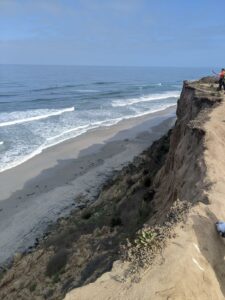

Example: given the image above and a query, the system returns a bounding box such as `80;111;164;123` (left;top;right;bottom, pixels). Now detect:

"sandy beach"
0;106;176;265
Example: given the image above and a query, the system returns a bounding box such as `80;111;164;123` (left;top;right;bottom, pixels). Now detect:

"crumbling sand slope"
64;80;225;300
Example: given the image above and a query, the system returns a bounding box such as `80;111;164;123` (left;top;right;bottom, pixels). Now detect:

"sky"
0;0;224;67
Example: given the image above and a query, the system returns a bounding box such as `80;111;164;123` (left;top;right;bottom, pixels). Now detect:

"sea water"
0;65;210;172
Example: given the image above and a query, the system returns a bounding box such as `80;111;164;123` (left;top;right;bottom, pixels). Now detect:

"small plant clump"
46;249;68;277
143;176;151;187
81;209;92;220
110;216;122;228
136;229;157;247
29;282;37;292
143;189;155;202
121;225;167;270
142;169;149;176
121;200;191;272
126;176;135;187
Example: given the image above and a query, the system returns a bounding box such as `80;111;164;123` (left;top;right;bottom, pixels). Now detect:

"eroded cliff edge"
1;78;225;300
64;78;225;300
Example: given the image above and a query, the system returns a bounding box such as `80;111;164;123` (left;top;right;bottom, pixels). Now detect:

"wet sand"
0;106;176;265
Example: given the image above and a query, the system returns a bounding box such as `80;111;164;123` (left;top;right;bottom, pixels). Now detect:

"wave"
46;124;90;142
0;145;44;173
0;107;75;128
46;119;118;146
31;85;79;92
172;84;182;88
47;104;176;146
138;83;162;87
0;103;176;173
76;90;99;93
0;141;4;146
112;91;180;107
94;81;117;85
0;94;17;97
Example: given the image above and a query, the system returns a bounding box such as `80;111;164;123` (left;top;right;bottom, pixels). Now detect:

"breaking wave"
112;91;180;107
0;107;75;127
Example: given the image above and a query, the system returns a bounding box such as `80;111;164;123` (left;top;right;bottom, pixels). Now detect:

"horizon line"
0;63;217;69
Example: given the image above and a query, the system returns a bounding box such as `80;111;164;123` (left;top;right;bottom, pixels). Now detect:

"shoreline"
0;105;177;175
0;105;176;201
0;105;176;265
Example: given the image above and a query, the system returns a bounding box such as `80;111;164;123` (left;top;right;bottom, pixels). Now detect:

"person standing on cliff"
213;68;225;91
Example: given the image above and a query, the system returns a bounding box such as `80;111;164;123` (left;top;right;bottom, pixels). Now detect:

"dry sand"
0;106;176;265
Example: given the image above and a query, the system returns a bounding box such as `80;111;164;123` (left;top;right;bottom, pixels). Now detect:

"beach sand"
0;106;176;265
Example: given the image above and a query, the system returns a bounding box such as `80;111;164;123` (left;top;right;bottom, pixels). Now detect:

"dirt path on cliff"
64;81;225;300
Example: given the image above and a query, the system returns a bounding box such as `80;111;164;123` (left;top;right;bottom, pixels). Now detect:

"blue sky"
0;0;224;67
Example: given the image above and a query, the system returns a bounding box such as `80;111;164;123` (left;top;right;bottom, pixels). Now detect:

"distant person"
213;68;225;91
215;221;225;237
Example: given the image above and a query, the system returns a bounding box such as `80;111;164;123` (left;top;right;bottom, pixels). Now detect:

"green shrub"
29;282;37;292
126;176;134;187
135;229;157;247
81;209;92;220
110;216;122;227
142;169;149;175
143;189;155;202
46;249;68;277
143;176;151;187
138;201;150;222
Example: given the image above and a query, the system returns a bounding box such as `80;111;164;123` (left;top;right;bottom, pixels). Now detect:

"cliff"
64;79;225;300
1;78;225;300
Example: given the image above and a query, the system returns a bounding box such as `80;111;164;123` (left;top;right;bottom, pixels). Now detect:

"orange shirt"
219;71;225;78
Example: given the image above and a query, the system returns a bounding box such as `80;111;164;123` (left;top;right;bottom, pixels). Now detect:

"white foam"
0;107;75;128
0;104;176;173
46;120;120;147
0;141;4;146
47;104;175;147
46;124;90;142
0;145;44;173
138;83;162;87
172;84;182;88
112;91;180;107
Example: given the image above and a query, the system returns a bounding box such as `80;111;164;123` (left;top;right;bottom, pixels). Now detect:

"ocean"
0;65;210;173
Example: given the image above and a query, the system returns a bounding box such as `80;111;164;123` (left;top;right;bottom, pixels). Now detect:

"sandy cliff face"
150;80;221;223
65;79;225;300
